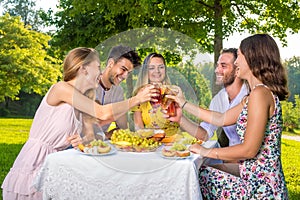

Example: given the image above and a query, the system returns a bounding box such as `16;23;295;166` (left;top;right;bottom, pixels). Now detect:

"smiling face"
148;57;166;84
215;52;236;87
85;60;101;88
105;57;134;86
234;48;251;80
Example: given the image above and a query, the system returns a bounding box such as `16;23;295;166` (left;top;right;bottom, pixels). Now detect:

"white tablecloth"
34;140;217;200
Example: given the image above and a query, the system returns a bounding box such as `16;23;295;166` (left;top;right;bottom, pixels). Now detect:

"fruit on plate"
136;129;154;138
110;129;162;152
80;139;111;154
78;144;85;152
196;140;204;145
113;141;132;146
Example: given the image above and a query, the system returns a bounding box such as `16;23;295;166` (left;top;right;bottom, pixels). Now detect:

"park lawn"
0;118;299;199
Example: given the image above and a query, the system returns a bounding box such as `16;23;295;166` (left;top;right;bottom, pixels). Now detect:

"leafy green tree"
1;0;46;31
281;100;296;132
46;0;300;95
198;62;215;90
285;56;300;102
0;14;61;104
281;95;300;132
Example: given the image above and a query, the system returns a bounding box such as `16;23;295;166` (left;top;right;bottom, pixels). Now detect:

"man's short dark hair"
221;48;238;61
107;45;141;68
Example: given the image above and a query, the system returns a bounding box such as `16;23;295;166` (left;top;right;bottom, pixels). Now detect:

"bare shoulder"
251;85;272;97
248;85;273;106
50;81;74;95
51;81;69;91
47;81;70;106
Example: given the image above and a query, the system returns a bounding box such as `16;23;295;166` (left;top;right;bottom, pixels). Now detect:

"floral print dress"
199;90;288;199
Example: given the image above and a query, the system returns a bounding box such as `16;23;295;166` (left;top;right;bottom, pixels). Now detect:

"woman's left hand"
189;143;211;157
67;134;82;148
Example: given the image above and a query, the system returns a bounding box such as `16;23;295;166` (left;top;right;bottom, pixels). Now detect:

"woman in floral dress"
167;34;288;199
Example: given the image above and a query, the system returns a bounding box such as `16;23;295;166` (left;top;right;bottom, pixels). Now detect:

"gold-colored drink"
161;85;179;117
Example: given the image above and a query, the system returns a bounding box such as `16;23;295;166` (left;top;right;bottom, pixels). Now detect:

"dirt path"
282;134;300;142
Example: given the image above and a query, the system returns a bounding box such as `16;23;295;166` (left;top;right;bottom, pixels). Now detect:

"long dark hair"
240;34;289;100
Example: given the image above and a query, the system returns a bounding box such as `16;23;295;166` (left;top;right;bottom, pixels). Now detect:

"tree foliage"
0;14;61;103
282;95;300;132
1;0;46;31
46;0;300;95
285;56;300;102
49;15;212;106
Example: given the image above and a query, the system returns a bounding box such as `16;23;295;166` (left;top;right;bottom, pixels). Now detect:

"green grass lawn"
0;118;299;199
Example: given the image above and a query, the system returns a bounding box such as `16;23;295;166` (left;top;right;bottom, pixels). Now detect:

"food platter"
77;140;117;156
108;129;205;154
157;152;193;160
77;146;117;156
156;143;193;160
111;140;161;153
110;129;163;153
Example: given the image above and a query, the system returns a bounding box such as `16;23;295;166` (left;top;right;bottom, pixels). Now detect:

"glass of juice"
151;83;162;107
161;85;179;116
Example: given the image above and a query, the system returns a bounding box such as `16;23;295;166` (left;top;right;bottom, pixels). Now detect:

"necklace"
99;78;110;91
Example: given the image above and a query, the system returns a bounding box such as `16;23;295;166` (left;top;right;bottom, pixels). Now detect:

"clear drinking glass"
161;85;179;117
150;83;163;107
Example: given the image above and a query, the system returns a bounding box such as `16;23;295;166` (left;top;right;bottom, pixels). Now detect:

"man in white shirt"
180;48;249;147
96;45;141;133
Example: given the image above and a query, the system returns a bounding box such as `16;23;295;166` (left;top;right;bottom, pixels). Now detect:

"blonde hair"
133;53;171;95
63;47;100;81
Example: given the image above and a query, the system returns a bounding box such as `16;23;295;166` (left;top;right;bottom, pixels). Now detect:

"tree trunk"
5;96;9;109
126;73;133;99
213;0;229;146
212;0;223;96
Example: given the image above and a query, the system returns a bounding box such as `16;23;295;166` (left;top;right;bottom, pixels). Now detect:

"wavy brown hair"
240;34;289;100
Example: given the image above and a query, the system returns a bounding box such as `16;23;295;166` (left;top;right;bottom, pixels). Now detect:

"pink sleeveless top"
2;86;82;196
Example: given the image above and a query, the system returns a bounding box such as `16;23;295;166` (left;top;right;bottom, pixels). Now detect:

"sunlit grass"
0;118;31;144
0;118;299;199
281;139;300;199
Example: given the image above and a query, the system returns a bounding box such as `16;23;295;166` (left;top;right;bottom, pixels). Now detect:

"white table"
34;140;217;200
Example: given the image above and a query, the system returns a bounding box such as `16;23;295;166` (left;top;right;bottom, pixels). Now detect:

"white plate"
114;145;160;153
156;146;193;160
158;153;193;160
77;145;117;156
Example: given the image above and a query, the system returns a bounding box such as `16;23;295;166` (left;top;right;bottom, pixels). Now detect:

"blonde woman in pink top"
1;47;155;200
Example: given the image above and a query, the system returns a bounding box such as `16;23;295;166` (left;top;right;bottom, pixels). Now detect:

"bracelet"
215;149;219;159
181;101;187;109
